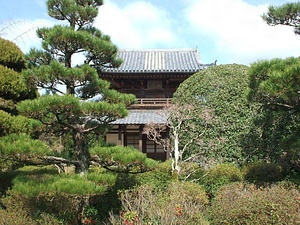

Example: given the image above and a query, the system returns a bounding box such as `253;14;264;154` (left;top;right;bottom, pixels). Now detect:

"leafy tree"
173;64;257;165
13;0;136;175
247;57;300;170
245;2;300;171
262;2;300;35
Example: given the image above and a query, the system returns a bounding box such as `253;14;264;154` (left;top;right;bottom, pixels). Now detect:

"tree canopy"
262;2;300;35
247;57;300;170
243;1;300;170
173;64;257;165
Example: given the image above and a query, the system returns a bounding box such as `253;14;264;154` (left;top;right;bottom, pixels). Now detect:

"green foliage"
0;165;122;224
247;57;300;170
174;64;256;164
0;38;37;114
198;163;243;197
9;166;115;196
17;94;130;165
110;181;209;225
248;57;300;109
0;110;41;137
262;2;300;35
243;162;284;184
0;133;50;156
0;65;26;99
0;65;30;113
47;0;103;29
208;182;300;225
0;134;51;169
0;37;25;71
87;167;117;187
90;145;158;173
134;161;174;190
18;94;82;122
1;165;117;224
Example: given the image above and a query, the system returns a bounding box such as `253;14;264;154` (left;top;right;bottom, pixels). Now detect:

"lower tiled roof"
112;109;168;125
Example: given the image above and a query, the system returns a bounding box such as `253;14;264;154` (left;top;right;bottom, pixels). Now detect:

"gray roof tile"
112;109;168;125
103;49;213;73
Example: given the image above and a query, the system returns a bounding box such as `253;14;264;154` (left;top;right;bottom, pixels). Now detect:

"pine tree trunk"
73;130;90;175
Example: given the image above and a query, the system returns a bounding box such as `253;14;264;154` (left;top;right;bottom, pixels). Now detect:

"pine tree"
17;0;136;174
262;2;300;35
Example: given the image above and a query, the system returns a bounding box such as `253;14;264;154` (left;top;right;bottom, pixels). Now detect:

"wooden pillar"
118;125;122;141
139;125;144;152
166;79;170;98
123;125;127;146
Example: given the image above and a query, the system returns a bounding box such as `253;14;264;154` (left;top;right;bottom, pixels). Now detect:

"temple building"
100;48;215;160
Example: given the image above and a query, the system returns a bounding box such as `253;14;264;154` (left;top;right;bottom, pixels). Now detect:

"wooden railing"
129;98;172;108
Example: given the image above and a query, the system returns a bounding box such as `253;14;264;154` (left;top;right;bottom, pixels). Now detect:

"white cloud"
184;0;300;64
2;0;299;65
95;0;185;49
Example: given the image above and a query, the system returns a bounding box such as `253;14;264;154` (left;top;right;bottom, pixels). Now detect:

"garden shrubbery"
109;181;209;225
243;161;285;184
208;182;300;225
1;166;118;224
1;162;299;224
198;163;243;197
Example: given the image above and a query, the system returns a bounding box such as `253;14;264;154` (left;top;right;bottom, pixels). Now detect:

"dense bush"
198;163;243;197
0;37;25;71
134;160;174;190
208;182;300;225
110;181;209;225
0;207;61;225
2;166;118;224
243;161;285;184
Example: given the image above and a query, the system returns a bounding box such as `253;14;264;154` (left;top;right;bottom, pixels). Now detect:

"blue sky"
1;0;299;65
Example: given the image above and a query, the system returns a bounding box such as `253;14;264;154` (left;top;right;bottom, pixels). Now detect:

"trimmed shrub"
134;160;174;190
0;37;25;71
243;162;284;184
173;64;257;163
198;163;243;197
0;207;40;225
110;181;209;225
208;182;300;225
4;166;117;224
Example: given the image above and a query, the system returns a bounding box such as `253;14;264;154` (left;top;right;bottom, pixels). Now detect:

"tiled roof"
103;49;213;73
112;110;168;125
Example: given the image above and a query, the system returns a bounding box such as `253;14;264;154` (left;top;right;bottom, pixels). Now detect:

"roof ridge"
101;48;215;73
118;48;198;52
